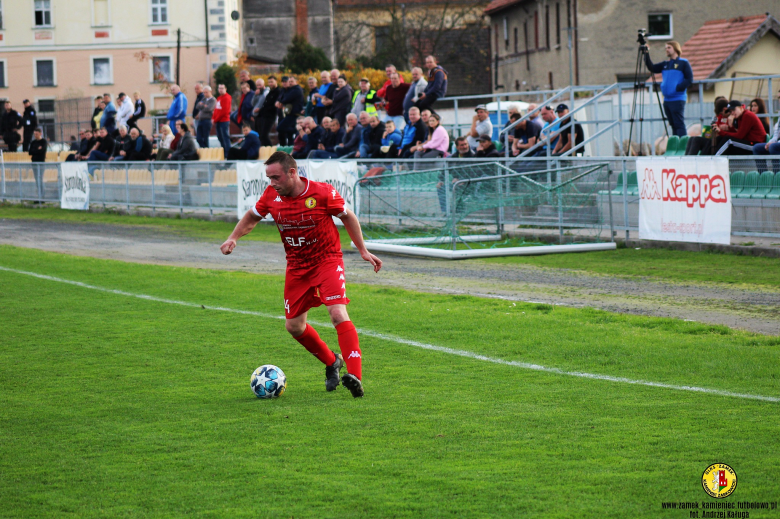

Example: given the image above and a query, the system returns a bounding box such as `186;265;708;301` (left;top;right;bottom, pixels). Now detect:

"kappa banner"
236;160;359;219
637;157;731;244
60;163;90;210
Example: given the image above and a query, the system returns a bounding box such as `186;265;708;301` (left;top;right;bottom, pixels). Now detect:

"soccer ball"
250;365;287;399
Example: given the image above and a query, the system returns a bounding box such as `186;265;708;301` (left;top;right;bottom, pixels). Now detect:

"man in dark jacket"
28;127;47;201
228;124;261;160
398;107;427;158
123;128;153;161
257;76;280;147
416;56;448;114
276;76;304;145
231;82;255;129
22;100;38;152
67;129;96;161
87;128;115;162
310;118;346;159
110;125;132;160
2;101;22;151
475;135;500;158
366;116;386;158
169;124;200;161
292;117;325;159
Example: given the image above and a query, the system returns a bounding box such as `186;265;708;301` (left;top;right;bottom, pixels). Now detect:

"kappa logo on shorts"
336;265;344;272
341;283;346;289
348;351;361;359
338;274;345;280
331;189;338;199
274;196;282;202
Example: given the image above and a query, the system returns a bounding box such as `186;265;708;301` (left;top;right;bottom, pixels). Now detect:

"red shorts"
284;259;350;319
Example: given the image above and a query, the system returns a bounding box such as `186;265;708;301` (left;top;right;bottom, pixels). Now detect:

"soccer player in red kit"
220;151;382;397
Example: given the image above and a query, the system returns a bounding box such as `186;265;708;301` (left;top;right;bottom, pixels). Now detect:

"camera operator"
643;40;692;137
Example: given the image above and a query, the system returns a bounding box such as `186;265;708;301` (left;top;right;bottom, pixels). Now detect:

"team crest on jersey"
305;197;317;209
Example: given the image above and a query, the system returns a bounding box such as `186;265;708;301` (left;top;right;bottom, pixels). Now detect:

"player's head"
264;151;299;196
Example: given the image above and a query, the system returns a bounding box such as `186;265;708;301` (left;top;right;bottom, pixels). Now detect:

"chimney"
295;0;309;40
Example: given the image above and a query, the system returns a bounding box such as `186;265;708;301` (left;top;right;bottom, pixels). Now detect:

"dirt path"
2;219;779;335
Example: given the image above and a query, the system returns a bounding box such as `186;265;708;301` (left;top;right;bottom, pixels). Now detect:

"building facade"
0;0;242;134
485;0;780;92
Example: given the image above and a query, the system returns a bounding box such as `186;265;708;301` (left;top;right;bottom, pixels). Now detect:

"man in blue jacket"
228;124;261;160
644;41;693;137
167;84;188;135
415;55;448;115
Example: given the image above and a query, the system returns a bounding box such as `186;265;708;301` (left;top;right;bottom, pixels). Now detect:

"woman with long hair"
749;98;770;134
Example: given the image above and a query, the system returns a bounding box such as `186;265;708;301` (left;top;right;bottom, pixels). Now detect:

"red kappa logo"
640;168;661;200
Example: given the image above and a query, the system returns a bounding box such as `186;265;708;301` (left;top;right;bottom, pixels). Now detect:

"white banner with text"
60;163;90;210
236;160;359;220
637;157;731;244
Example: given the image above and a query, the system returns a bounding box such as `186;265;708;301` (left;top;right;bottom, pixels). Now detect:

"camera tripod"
626;34;669;156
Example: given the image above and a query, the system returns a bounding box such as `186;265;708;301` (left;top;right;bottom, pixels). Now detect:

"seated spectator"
421;109;431;127
87;127;115;162
412;113;449;159
378;120;402;157
382;72;411;130
67;129;96;161
195;86;217;148
168;123;199;161
475;135;500;157
753;89;780;157
366;116;387;158
415;55;448;114
292;117;325;159
686;97;729;156
115;128;153;161
749;98;770;134
552;104;584;156
334;113;361;158
398;107;427;158
227;124;261;161
467;105;493;150
526;103;542;126
355;111;372;159
231;82;255;129
329;75;353;127
534;105;561;156
320;116;332;133
292;117;307;156
310;118;347;159
126;91;146;131
155;124;175;161
452;136;475;158
714;100;767;155
511;115;542;156
69;135;79;151
109;125;132;160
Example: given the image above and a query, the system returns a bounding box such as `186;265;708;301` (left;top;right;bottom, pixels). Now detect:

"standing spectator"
238;70;256;92
398;107;427;158
110;125;131;160
115;93;133;130
416;56;448;114
155;124;175;161
467;105;493;150
231;82;255;129
644;41;692;137
168;123;199;161
1;100;22;151
251;79;269;132
312;70;334;123
100;93;117;135
126;91;146;131
22;99;38;152
91;96;103;131
412;113;449;159
475;135;500;157
329;75;353;127
29;127;47;201
552;104;584;156
376;64;404;99
124;128;153;161
227;124;262;161
403;67;428;122
753;89;780;157
212;83;233;158
167;84;188;135
304;76;319;117
535;105;561;155
749;98;770;134
714;100;767;155
195;86;216;148
256;76;280;147
191;83;204;133
351;78;378;118
382;72;410;130
276;76;304;146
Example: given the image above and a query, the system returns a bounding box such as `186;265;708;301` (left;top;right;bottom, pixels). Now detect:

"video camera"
637;28;649;50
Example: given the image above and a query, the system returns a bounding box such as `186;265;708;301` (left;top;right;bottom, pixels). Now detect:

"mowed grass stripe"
0;262;778;403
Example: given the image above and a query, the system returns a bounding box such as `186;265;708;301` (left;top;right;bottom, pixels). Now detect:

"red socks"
293;324;336;366
336;321;362;380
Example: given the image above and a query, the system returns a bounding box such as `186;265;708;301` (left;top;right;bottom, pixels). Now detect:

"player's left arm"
339;210;382;273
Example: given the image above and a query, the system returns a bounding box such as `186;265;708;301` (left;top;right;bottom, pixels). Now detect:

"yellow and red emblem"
701;463;737;499
305;197;317;209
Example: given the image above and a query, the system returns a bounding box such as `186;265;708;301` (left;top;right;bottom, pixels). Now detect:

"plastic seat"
675;136;688;156
730;171;744;197
751;171;775;199
664;136;679;156
609;172;624;195
736;171;759;199
626;171;639;196
765;172;780;200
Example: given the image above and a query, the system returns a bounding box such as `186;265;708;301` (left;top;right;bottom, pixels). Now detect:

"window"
151;55;172;82
514;27;518;53
93;0;109;26
34;0;52;26
534;11;539;49
37;99;55;140
0;60;6;88
545;5;550;49
151;0;167;24
35;59;55;86
503;17;508;49
91;57;112;85
374;26;389;52
648;13;672;38
556;3;560;45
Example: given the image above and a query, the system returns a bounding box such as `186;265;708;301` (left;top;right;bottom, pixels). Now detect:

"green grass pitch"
1;245;779;518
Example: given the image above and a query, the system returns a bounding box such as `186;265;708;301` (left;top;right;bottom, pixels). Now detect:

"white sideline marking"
1;265;778;403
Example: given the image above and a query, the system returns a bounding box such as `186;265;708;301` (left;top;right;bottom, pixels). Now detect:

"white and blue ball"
250;365;287;399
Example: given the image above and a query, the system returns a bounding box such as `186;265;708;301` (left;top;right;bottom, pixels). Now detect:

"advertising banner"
236;160;359;219
60;163;90;210
637;157;731;244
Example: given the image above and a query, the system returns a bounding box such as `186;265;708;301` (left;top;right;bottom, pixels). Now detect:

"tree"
282;35;333;74
213;63;238;96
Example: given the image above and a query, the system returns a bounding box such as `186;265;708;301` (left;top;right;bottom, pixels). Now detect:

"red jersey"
253;178;346;269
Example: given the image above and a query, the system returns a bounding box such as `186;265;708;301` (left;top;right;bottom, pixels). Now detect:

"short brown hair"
265;151;297;173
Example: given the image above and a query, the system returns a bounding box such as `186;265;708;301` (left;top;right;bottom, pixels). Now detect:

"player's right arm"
220;210;262;255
